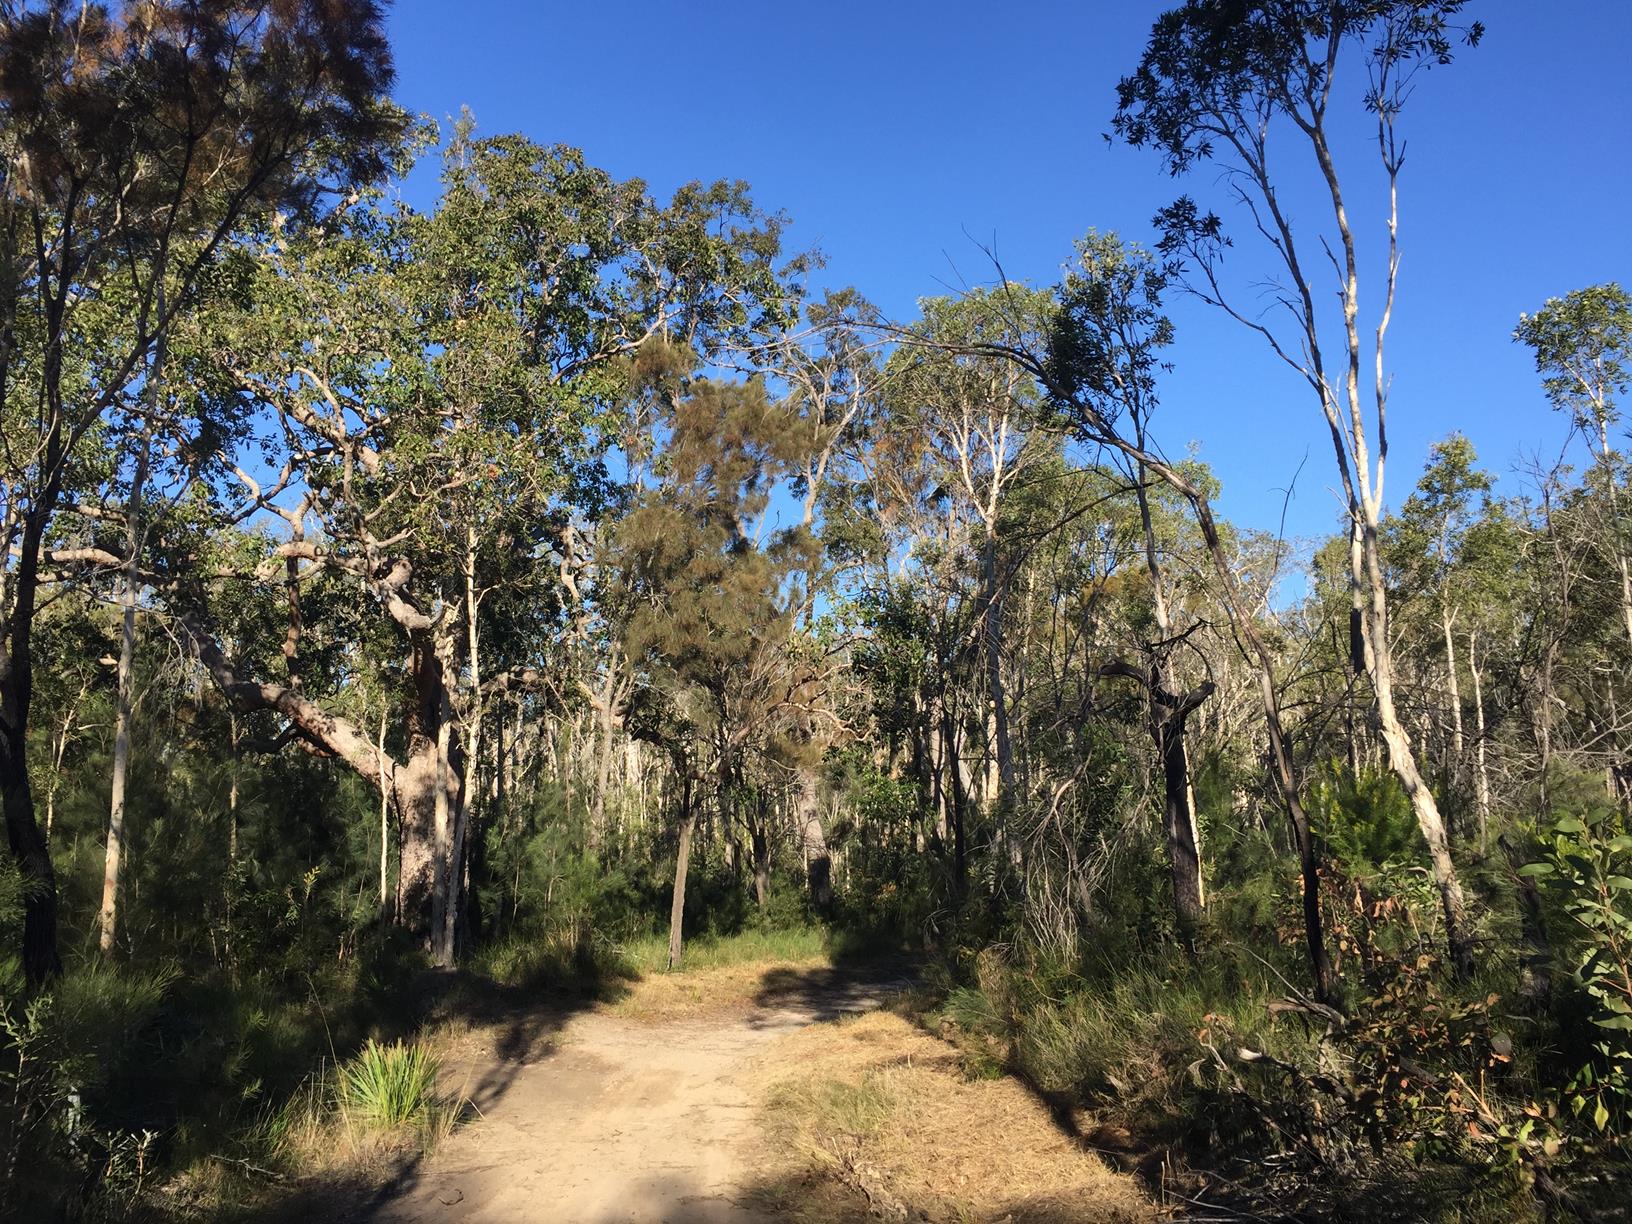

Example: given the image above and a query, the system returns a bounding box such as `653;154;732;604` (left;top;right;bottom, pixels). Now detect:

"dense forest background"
1;2;1629;1220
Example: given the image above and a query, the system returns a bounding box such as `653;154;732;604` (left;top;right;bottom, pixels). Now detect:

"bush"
337;1040;447;1135
1523;807;1632;1144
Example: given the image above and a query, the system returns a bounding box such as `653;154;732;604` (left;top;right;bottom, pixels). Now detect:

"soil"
292;961;1149;1224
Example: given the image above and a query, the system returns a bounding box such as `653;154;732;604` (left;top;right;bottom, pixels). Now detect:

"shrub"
337;1039;446;1134
1523;808;1632;1143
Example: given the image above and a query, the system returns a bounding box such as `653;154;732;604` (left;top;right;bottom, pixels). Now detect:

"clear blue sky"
385;1;1631;543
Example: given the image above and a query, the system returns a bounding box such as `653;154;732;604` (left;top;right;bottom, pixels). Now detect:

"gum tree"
1113;0;1483;976
0;0;398;982
167;132;800;962
1515;284;1632;649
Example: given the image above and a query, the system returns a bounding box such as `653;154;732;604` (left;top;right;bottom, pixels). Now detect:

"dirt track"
360;966;913;1223
298;962;1150;1224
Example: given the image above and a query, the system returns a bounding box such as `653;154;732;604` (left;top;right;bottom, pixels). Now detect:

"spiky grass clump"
337;1040;445;1134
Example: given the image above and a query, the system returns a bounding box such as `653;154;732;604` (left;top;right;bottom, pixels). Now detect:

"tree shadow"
238;960;633;1223
243;953;933;1223
748;957;918;1028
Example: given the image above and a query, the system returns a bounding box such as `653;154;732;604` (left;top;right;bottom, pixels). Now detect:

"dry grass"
607;952;830;1023
750;1009;1154;1223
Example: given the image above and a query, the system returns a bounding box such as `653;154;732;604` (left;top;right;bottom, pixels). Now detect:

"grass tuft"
336;1040;450;1137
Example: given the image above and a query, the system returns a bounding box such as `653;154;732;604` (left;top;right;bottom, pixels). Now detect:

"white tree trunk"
99;327;160;957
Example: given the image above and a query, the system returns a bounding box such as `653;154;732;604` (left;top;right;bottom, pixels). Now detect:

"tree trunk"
228;711;240;866
751;819;770;912
100;404;155;957
1362;524;1474;978
796;767;832;913
378;705;391;918
1469;632;1491;852
1187;495;1333;1002
444;525;482;963
397;740;440;939
667;771;695;971
590;663;620;852
927;715;949;848
1157;711;1205;934
1133;450;1208;936
1441;605;1465;812
941;703;969;896
430;681;456;967
2;496;64;984
981;531;1016;804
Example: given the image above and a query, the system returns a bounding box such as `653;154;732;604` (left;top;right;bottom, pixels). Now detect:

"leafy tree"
160;129;802;961
1113;0;1484;976
1516;284;1632;649
0;0;399;983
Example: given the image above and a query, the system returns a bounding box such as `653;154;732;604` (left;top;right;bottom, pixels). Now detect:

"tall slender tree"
1113;0;1484;976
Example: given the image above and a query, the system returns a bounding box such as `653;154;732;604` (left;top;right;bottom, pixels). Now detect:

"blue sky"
385;1;1631;544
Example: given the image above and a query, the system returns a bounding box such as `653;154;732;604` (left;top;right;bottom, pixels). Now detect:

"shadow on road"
749;958;918;1027
247;954;924;1223
244;963;627;1224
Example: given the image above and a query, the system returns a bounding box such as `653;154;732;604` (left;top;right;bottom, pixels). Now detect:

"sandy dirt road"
351;966;913;1224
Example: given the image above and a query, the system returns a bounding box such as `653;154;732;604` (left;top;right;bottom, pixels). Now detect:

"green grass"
466;927;634;995
337;1039;448;1135
618;926;830;974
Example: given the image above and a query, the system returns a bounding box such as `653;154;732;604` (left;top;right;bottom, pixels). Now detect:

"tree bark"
1361;523;1475;978
443;524;482;963
378;705;391;918
981;531;1016;805
796;766;833;913
1132;449;1209;935
941;703;969;896
667;770;695;971
1441;605;1465;812
1466;634;1493;852
1157;695;1208;934
100;384;157;957
2;480;65;984
430;645;457;967
589;662;621;853
751;818;770;912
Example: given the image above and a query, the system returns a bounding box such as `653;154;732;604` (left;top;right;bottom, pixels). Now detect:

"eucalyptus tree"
1048;233;1219;936
615;367;841;949
1515;284;1632;650
168;132;800;961
0;0;397;982
883;289;1056;822
1113;0;1484;976
1386;435;1492;817
767;288;889;904
908;234;1337;999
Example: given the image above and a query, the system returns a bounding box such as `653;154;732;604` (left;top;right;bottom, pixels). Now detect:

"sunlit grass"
606;927;833;1023
337;1039;444;1133
618;926;830;975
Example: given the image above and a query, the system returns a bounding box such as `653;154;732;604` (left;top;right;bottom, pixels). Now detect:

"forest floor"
270;951;1153;1223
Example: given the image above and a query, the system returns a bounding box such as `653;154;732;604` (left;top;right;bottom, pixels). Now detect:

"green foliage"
467;926;634;999
0;964;175;1220
828;762;940;949
1309;762;1426;876
1522;808;1632;1142
337;1040;445;1133
1514;283;1632;439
